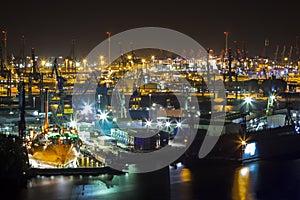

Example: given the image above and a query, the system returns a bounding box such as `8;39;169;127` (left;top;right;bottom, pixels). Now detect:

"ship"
26;89;81;168
181;96;300;167
27;126;81;168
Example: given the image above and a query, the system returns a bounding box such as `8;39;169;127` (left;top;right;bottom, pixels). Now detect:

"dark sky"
1;0;299;58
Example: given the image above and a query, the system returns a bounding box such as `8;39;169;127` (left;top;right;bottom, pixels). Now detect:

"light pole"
83;58;87;72
149;93;152;107
224;31;229;59
106;31;111;66
2;29;7;67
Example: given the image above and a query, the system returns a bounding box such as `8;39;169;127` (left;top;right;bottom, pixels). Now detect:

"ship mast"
42;88;49;133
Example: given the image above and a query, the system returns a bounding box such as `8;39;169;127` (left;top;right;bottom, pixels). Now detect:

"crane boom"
52;58;66;95
281;45;286;64
274;45;279;63
288;45;293;62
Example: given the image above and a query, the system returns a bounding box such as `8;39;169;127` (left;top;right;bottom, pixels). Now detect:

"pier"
28;166;125;177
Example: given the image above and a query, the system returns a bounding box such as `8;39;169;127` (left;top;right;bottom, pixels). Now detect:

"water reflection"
232;166;254;200
18;159;300;200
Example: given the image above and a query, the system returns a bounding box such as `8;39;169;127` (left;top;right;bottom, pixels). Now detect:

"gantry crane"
51;58;67;124
274;45;279;64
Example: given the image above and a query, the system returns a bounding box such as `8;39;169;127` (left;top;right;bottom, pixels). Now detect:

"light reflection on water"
19;159;300;200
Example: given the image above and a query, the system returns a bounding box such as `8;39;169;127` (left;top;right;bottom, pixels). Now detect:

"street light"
149;93;152;107
83;59;87;71
99;55;104;67
224;31;229;58
106;31;111;65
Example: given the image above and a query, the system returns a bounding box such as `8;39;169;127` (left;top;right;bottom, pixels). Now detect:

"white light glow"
70;120;77;128
244;142;256;156
165;121;171;127
240;167;249;176
99;111;108;120
157;121;163;127
145;120;152;127
245;96;252;104
82;103;93;115
176;122;182;128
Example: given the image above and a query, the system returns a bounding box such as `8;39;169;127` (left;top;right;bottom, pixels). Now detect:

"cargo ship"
181;108;300;166
27;126;81;168
26;90;81;168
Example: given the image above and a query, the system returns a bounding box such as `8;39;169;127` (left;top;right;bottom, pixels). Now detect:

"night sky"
1;0;299;59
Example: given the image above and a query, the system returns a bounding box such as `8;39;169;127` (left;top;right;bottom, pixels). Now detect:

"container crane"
51;58;67;124
274;45;279;64
52;58;66;95
281;45;286;65
288;45;293;63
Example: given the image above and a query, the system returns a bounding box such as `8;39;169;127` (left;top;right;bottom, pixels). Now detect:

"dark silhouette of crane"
52;58;66;95
51;58;68;124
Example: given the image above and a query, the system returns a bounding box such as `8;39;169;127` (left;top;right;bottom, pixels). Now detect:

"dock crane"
288;45;293;63
0;30;12;96
51;58;67;124
52;58;66;95
281;45;286;65
274;45;279;64
296;36;299;61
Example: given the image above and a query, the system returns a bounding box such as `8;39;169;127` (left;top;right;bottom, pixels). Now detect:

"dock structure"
28;166;125;177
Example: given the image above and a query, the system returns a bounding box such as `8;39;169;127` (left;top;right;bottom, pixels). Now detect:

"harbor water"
8;159;300;200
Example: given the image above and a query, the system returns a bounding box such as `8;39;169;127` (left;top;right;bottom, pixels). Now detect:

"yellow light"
180;168;192;182
241;140;246;145
127;55;132;60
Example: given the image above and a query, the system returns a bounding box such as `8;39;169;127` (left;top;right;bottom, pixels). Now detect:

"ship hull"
29;143;80;167
181;125;300;167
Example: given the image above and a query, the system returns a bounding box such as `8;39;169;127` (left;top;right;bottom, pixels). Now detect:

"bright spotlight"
145;120;152;127
82;103;93;114
270;95;276;100
240;167;249;176
99;111;108;120
176;122;182;128
165;121;171;127
70;120;77;128
245;96;252;104
157;121;163;127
